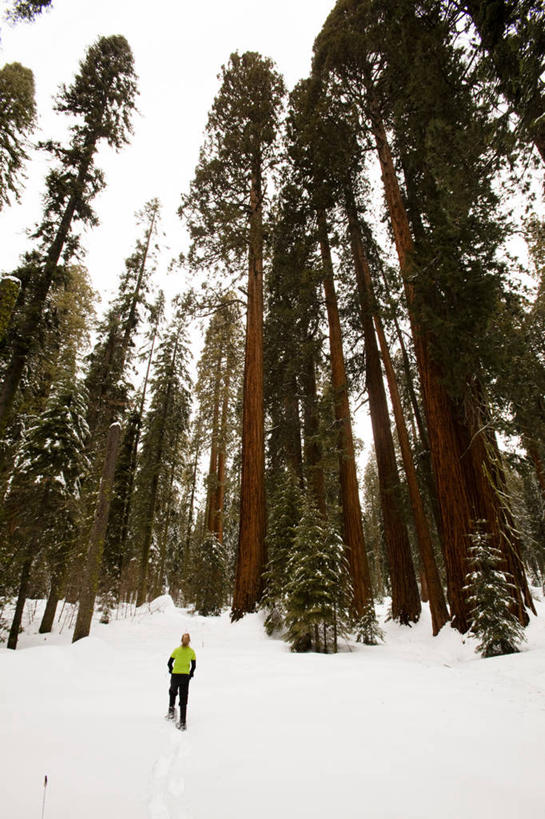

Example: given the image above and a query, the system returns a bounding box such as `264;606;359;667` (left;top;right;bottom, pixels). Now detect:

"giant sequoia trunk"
344;188;421;625
73;422;121;642
372;311;449;633
231;172;267;619
370;99;531;631
317;209;373;616
350;215;449;632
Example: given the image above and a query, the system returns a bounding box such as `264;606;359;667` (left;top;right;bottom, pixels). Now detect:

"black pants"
169;674;190;721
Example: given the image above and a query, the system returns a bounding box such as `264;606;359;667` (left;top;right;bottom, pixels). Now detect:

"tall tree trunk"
345;186;421;625
72;422;121;642
185;436;201;553
232;171;266;619
118;328;159;584
526;437;545;505
7;554;33;649
205;351;223;534
284;368;304;481
370;97;530;631
317;208;373;617
135;336;179;607
39;569;63;634
372;312;449;632
213;365;232;543
0;142;96;433
152;432;180;599
389;306;443;540
39;538;73;634
300;341;328;518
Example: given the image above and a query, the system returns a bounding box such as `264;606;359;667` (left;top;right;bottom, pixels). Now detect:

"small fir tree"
5;379;90;647
465;524;527;658
353;601;384;646
284;496;351;653
261;468;303;635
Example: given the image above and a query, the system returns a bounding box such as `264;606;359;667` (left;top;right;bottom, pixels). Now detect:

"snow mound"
144;594;176;614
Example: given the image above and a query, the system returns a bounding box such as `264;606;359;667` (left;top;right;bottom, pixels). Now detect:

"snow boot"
177;708;187;730
165;707;175;721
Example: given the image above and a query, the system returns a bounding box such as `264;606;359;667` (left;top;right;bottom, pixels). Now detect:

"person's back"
166;632;196;730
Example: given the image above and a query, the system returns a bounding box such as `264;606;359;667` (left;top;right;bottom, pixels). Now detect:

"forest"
0;0;544;659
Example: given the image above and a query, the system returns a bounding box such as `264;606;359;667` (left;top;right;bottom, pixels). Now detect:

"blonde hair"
181;633;190;647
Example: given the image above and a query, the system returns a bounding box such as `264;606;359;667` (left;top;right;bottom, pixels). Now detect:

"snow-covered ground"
2;594;545;819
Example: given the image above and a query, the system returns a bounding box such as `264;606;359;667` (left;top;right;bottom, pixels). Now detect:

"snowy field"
2;594;545;819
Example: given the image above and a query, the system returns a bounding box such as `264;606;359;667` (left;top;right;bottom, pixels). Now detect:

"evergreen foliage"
181;51;285;274
132;301;192;605
6;1;52;22
0;35;138;434
0;61;36;209
3;378;89;646
465;523;527;658
262;468;303;635
190;532;228;616
284;495;352;653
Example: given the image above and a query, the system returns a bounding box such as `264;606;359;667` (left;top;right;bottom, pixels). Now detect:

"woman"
166;632;196;730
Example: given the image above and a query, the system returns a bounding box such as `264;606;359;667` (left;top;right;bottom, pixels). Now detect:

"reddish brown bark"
318;209;373;616
373;313;449;632
370;99;531;631
232;174;266;619
345;189;421;625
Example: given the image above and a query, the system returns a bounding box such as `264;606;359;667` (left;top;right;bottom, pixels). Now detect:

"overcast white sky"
0;0;335;303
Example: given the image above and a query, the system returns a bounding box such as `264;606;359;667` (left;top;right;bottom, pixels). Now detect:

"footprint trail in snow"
148;728;192;819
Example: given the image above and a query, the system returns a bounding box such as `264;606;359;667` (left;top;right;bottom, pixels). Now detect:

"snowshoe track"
148;729;192;819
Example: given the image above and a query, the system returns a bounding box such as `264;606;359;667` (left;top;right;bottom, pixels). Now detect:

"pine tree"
85;199;160;449
133;301;191;606
0;35;137;433
465;523;527;658
190;532;228;616
5;379;90;648
6;1;52;22
284;496;352;653
181;52;285;619
262;468;303;635
0;61;36;209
